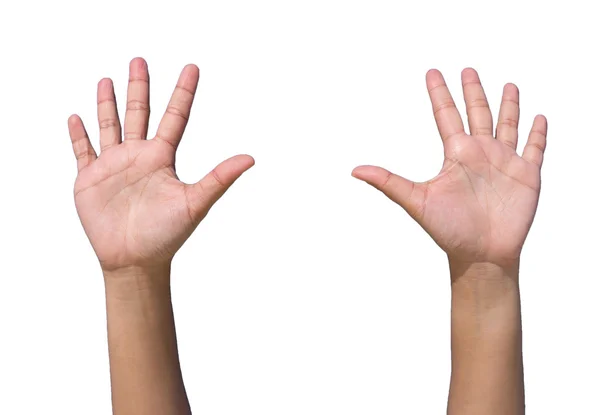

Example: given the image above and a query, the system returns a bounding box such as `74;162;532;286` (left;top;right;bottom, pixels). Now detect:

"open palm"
69;59;254;271
353;69;547;266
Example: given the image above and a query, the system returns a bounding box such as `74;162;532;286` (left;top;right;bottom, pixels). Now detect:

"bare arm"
448;261;523;415
352;68;547;414
104;266;190;415
68;58;254;414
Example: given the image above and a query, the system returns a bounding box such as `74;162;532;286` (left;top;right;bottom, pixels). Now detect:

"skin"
352;68;547;415
68;57;254;415
69;60;546;414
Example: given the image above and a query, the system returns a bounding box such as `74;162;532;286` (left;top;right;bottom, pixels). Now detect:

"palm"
68;59;254;271
415;133;540;262
353;69;547;265
75;140;192;268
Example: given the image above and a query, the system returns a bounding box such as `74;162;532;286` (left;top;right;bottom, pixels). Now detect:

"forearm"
447;260;524;415
104;265;190;415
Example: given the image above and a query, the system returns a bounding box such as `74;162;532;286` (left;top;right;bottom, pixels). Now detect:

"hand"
68;58;254;272
352;68;547;267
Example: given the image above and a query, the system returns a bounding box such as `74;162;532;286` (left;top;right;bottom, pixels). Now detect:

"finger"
186;155;255;222
461;68;493;136
522;115;547;167
496;83;520;149
155;64;199;150
68;114;97;171
124;57;150;141
97;78;121;151
351;165;423;219
426;69;465;142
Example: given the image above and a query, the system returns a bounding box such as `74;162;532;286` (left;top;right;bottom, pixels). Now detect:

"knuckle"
210;169;225;187
432;99;457;115
175;85;195;96
427;83;448;94
466;98;489;109
97;98;116;105
126;99;150;112
381;171;393;189
502;97;519;105
154;134;177;150
165;105;189;121
75;148;94;161
129;77;149;84
99;118;119;130
527;141;546;152
474;127;493;136
442;131;463;141
124;131;144;140
532;128;547;138
462;80;481;87
498;118;519;128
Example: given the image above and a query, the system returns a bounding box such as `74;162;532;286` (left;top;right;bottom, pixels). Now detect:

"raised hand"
352;68;547;267
69;58;254;272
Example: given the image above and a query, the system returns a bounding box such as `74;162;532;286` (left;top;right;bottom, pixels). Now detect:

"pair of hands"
69;58;547;274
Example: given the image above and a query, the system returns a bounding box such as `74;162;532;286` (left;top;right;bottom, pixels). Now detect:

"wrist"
448;257;519;283
103;263;172;300
449;259;520;314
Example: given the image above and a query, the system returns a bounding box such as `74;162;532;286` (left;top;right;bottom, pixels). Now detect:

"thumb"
352;165;423;218
186;154;255;221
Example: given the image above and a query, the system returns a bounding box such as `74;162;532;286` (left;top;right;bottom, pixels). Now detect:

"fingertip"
130;57;148;70
220;154;256;175
461;67;480;83
531;114;547;132
426;68;442;80
183;63;200;76
98;77;112;88
177;64;200;90
237;154;256;169
503;82;519;94
351;165;366;176
351;165;371;178
533;115;548;136
351;165;388;184
68;114;81;126
98;79;114;98
426;69;447;89
461;67;477;76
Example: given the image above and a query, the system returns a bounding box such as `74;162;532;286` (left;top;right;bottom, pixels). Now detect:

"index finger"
155;64;200;150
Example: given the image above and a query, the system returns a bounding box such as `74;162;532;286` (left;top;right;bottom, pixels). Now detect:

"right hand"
68;58;254;272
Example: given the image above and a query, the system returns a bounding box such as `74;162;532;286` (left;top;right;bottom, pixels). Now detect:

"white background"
0;0;598;413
